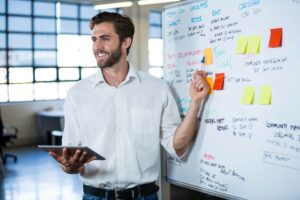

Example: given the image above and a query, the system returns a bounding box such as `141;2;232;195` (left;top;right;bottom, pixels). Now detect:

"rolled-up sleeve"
160;83;182;159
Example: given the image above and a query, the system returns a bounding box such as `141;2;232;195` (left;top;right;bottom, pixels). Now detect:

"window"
8;0;31;15
34;1;56;17
148;11;163;78
0;0;103;102
0;0;6;14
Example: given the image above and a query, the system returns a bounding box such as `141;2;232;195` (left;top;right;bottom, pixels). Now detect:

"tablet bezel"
38;145;105;160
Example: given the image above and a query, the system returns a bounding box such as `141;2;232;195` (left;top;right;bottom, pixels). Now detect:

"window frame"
148;10;163;78
0;0;102;103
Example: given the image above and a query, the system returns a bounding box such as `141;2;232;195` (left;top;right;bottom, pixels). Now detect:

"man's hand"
173;70;211;156
49;148;96;174
189;70;211;105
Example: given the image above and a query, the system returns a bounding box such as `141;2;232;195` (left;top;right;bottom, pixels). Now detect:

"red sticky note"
269;28;282;48
213;73;225;90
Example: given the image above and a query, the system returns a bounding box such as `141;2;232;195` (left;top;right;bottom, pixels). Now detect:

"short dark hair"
90;12;135;55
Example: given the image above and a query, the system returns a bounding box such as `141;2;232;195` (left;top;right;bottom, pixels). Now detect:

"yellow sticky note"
247;35;261;54
258;86;272;105
236;36;248;54
206;77;213;94
241;86;255;105
204;48;213;65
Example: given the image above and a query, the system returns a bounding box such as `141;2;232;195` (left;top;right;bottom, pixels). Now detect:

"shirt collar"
92;62;140;88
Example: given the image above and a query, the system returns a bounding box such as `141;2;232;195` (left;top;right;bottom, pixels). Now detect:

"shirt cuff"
168;134;190;160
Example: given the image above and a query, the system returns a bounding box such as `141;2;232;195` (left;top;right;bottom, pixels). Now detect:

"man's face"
91;22;123;68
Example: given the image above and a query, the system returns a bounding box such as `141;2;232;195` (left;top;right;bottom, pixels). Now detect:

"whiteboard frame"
162;0;300;199
166;178;245;200
162;0;247;199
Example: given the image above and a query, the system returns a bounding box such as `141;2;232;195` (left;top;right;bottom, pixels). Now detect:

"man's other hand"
49;148;96;174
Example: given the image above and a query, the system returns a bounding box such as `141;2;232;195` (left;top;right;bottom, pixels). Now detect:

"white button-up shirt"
62;64;181;189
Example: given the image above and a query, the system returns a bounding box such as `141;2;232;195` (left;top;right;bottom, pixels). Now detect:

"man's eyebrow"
91;34;111;38
100;35;110;38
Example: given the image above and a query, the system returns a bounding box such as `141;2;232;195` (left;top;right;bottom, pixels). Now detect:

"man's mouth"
96;53;106;58
95;51;108;60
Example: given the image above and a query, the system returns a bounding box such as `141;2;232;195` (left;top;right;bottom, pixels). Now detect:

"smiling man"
49;12;210;200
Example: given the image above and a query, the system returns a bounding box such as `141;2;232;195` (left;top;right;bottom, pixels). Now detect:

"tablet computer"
38;145;105;160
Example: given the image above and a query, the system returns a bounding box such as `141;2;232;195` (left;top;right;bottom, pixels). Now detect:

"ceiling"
55;0;131;5
55;0;182;5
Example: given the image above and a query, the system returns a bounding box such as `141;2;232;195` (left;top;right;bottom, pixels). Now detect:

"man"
50;12;210;200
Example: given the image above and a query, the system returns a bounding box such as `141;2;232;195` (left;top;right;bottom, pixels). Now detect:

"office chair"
0;108;18;165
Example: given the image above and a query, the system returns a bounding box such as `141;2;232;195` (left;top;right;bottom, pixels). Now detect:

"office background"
0;0;208;200
0;0;222;200
0;0;165;146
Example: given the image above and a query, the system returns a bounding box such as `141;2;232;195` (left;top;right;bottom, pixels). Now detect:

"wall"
126;3;166;73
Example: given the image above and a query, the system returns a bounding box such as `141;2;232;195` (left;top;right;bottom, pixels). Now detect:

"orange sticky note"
206;77;213;94
204;48;213;65
269;28;282;48
213;73;224;90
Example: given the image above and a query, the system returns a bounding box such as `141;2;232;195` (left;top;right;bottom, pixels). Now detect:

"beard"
95;43;122;69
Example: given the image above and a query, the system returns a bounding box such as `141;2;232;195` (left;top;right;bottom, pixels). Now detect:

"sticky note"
206;77;213;94
247;35;261;54
235;36;248;54
258;86;272;105
269;28;282;48
241;86;255;105
201;56;205;64
213;73;225;90
204;48;213;65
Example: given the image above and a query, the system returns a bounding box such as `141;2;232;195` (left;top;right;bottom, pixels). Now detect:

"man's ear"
122;37;132;49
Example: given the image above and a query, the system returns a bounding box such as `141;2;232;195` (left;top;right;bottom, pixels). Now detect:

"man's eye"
102;37;110;41
91;37;96;42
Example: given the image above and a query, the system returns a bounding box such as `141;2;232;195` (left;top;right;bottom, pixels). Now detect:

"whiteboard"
163;0;300;199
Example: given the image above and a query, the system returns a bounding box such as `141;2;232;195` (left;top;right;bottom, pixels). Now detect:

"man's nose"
94;39;104;48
